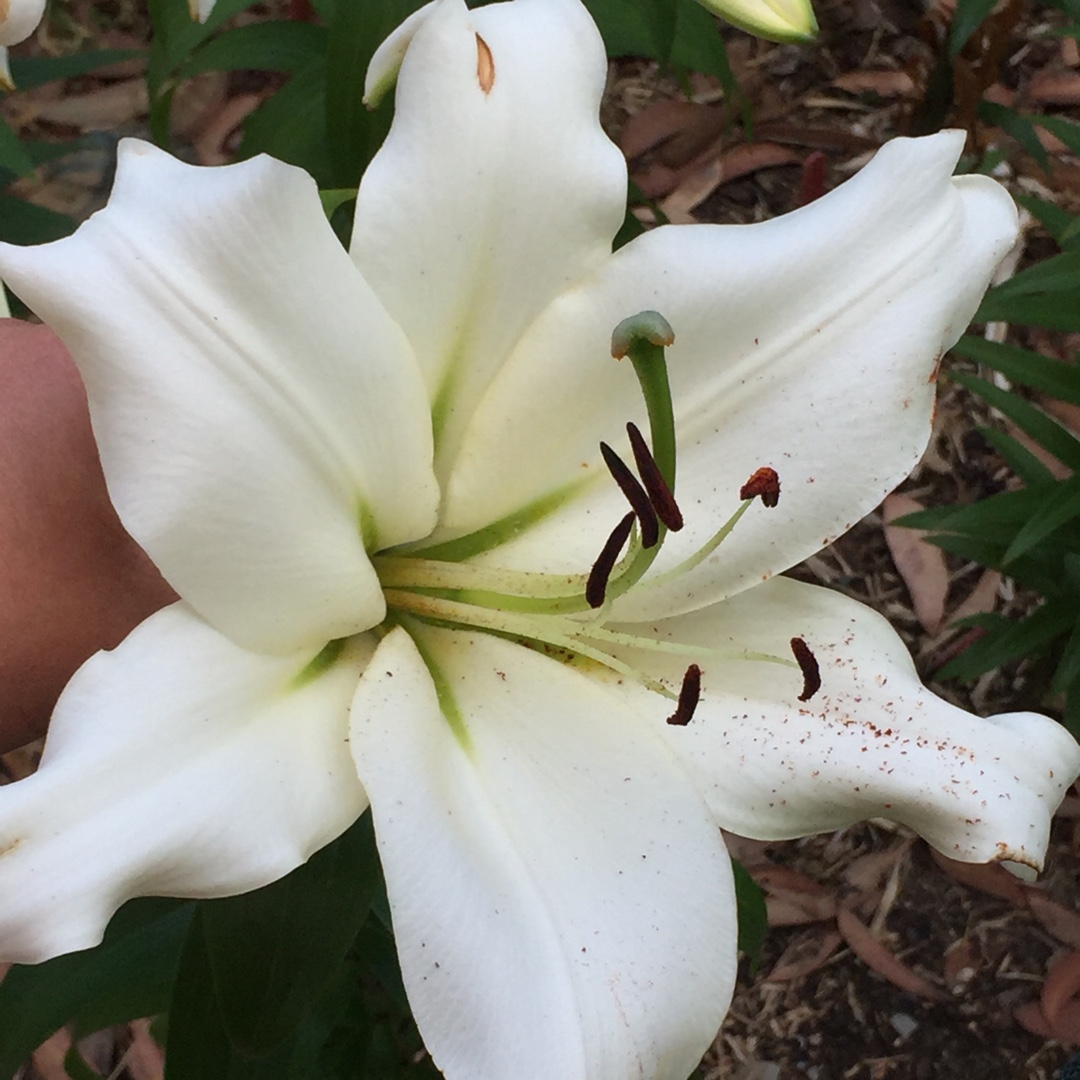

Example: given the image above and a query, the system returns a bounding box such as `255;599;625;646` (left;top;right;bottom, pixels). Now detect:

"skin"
0;320;176;753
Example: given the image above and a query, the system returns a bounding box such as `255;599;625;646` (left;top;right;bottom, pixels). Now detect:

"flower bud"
695;0;817;43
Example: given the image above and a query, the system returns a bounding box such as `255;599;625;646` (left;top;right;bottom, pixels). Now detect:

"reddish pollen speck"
928;351;944;384
740;467;780;507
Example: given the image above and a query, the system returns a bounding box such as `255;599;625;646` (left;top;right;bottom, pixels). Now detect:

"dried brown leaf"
832;70;916;98
948;570;1002;626
1028;891;1080;950
837;907;946;1001
883;493;949;634
930;848;1032;907
766;928;844;982
125;1020;166;1080
1031;70;1080;105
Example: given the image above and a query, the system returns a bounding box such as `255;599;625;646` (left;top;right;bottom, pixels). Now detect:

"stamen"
666;664;702;725
626;421;683;531
740;467;781;508
587;511;636;608
475;34;495;93
600;442;659;548
790;637;821;701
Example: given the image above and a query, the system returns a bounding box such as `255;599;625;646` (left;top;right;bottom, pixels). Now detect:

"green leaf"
179;20;328;79
976;289;1080;331
938;601;1074;680
949;0;999;57
978;101;1049;170
324;0;429;189
8;49;146;89
165;907;234;1080
669;0;748;129
240;60;332;185
949;370;1080;468
985;250;1080;301
63;1043;107;1080
900;483;1059;536
1052;612;1080;693
1065;680;1080;738
732;859;767;971
1033;114;1080;159
201;813;380;1056
320;187;358;219
0;193;74;245
1014;193;1077;247
146;0;262;143
583;0;678;60
0;114;32;177
0;899;192;1078
978;425;1056;486
1004;471;1080;563
951;335;1080;406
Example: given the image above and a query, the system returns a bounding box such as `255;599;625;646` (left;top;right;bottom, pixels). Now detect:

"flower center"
371;311;812;729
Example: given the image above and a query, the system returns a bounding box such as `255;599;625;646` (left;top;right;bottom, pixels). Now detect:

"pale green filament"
374;309;794;715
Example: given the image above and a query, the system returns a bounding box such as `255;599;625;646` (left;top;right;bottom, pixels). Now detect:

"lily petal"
352;0;626;476
0;140;439;655
0;602;369;964
0;0;45;47
349;626;735;1080
614;577;1080;871
441;132;1018;625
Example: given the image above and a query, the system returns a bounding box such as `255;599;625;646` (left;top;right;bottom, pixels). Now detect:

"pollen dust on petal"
0;838;21;858
476;34;495;93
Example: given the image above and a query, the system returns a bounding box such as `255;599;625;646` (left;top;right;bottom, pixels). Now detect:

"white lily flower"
0;0;1076;1076
0;0;46;90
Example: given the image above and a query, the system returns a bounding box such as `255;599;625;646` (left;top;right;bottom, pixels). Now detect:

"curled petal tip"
693;0;817;43
364;1;440;108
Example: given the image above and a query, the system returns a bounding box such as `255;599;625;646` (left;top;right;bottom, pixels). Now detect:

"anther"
790;638;821;701
626;422;683;531
475;34;495;93
666;664;702;725
600;441;659;548
740;467;781;508
586;511;636;608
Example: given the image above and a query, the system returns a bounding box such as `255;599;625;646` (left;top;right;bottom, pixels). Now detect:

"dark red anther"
740;467;781;508
600;441;659;548
666;664;702;726
586;511;636;608
790;638;820;702
626;422;683;531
